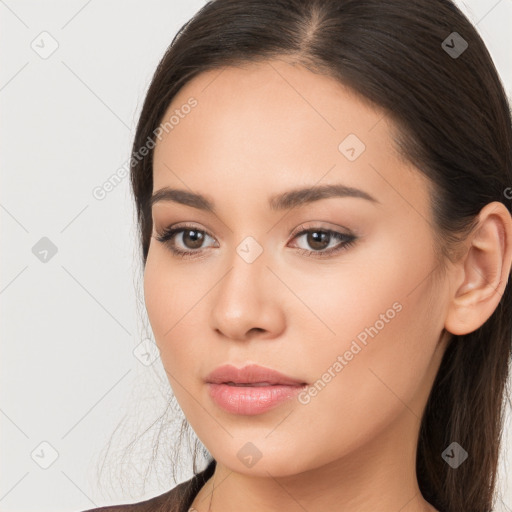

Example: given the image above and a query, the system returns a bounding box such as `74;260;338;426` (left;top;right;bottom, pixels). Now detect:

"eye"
288;225;357;258
154;224;218;259
154;223;357;259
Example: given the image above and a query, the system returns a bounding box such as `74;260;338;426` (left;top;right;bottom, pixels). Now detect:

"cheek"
293;288;441;469
290;236;443;440
144;259;209;426
143;251;201;377
294;222;441;362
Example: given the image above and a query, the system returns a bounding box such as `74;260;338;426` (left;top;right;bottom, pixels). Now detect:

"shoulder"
78;459;216;512
78;479;188;512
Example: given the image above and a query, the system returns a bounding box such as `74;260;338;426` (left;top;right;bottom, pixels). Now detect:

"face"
144;58;451;476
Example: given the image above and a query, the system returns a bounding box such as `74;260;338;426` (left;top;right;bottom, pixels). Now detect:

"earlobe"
444;202;512;336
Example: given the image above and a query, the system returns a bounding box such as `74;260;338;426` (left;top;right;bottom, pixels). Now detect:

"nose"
209;249;286;342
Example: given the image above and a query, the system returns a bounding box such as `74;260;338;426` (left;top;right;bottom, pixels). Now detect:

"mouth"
223;381;301;387
205;363;307;387
205;364;308;415
207;382;307;415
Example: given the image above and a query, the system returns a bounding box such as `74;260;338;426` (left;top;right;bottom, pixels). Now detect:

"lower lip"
207;383;306;415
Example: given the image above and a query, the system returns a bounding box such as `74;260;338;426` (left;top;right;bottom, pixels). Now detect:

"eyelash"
154;223;357;260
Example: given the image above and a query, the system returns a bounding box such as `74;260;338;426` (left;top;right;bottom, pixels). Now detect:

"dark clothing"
80;459;216;512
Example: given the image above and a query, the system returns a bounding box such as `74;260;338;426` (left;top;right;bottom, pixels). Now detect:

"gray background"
1;1;511;511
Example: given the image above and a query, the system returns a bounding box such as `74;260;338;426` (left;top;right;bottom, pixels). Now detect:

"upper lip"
205;364;307;386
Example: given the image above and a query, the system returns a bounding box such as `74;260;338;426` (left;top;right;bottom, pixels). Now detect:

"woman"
82;0;512;511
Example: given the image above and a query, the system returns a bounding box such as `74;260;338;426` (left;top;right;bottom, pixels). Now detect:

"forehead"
151;58;428;214
154;58;388;158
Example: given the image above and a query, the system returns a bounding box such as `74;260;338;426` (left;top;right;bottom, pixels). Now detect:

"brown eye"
155;225;217;258
180;229;206;249
155;224;356;260
290;227;357;258
305;231;331;251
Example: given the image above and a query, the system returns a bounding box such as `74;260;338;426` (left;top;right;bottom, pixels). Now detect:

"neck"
190;404;438;512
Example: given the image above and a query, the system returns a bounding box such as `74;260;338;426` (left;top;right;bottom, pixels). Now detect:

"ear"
444;201;512;336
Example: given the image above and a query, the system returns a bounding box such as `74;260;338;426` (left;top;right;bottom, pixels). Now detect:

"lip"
205;364;307;415
205;363;306;386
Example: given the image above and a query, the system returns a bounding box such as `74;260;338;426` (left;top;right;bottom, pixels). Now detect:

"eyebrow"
150;183;379;213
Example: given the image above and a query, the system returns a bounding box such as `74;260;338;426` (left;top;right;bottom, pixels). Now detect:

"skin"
143;58;512;512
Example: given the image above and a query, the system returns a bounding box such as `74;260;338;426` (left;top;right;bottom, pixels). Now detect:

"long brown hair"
115;1;512;510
